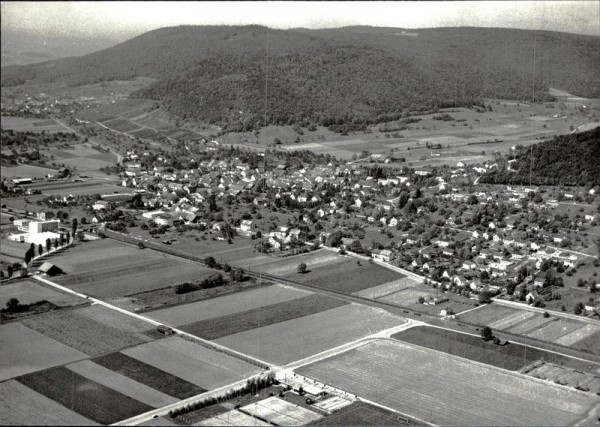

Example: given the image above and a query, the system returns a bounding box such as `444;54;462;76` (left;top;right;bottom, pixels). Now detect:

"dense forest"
480;127;600;186
2;26;598;129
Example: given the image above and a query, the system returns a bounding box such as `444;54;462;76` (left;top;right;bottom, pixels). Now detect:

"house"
155;215;173;226
268;236;282;250
37;262;63;276
372;249;395;262
92;201;108;211
240;220;256;233
156;325;175;335
525;290;540;303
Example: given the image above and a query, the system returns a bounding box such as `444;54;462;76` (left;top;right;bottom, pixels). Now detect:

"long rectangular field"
215;304;405;365
146;284;310;327
93;352;206;399
17;366;153;425
240;396;322;426
298;339;600;426
180;294;348;340
122;337;263;390
0;279;85;307
353;277;421;299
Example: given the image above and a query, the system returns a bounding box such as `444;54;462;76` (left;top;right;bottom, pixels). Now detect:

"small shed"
156;325;174;335
37;262;63;276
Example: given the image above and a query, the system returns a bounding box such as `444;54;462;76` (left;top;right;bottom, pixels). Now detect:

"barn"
37;262;64;276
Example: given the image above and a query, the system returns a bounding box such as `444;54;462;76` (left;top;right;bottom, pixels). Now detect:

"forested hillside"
2;26;598;130
480;127;600;186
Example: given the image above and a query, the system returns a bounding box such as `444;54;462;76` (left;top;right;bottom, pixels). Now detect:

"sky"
2;1;599;42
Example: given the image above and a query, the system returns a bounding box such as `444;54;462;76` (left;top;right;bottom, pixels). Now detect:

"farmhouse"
37;262;63;276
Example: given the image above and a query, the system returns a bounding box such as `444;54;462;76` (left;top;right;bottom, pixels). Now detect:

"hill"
2;26;598;130
480;127;600;186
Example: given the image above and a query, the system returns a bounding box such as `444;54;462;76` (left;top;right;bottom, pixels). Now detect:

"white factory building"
8;220;62;246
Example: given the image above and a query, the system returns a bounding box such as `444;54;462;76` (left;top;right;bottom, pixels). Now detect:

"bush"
174;282;198;294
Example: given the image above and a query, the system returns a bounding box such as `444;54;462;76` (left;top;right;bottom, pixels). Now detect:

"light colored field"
147;284;311;327
298;339;600;426
457;304;519;325
67;360;178;408
240;396;322;426
378;287;438;306
526;319;582;342
1;164;57;179
313;396;353;413
197;410;272;426
508;316;554;335
1;116;68;132
353;277;420;299
122;337;262;390
527;363;600;394
228;254;275;268
0;279;85;307
76;304;153;337
0;323;87;381
253;250;345;276
59;156;115;170
0;238;26;258
417;135;466;144
489;310;536;330
216;304;405;365
0;380;98;426
555;323;600;347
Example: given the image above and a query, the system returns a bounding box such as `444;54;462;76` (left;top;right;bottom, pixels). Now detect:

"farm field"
1;116;70;132
21;309;149;357
313;402;410;426
459;304;600;354
250;249;346;276
75;305;154;341
392;326;599;373
0;322;87;381
146;284;310;326
523;362;600;394
196;409;272;426
122;337;263;390
50;239;214;298
240;396;323;426
298;339;600;426
353;277;421;299
1;164;57;179
66;360;178;408
180;294;348;340
0;380;97;426
0;279;85;308
216;304;405;365
93;352;206;399
0;237;29;258
17;366;153;425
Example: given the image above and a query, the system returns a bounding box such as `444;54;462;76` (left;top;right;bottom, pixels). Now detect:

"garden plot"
21;309;149;357
216;304;405;365
555;323;600;347
0;380;97;426
0;323;87;381
17;366;153;425
93;352;205;399
182;294;347;339
298;339;600;426
506;315;554;335
353;277;420;299
147;284;310;327
66;360;178;408
197;410;272;426
122;337;262;390
488;310;536;330
526;319;582;342
240;396;322;426
0;279;85;307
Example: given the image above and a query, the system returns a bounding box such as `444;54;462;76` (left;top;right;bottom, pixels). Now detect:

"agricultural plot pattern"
196;410;272;426
353;277;420;299
298;339;600;426
216;304;405;365
0;323;87;381
122;337;263;390
522;362;600;394
240;396;323;426
0;279;85;307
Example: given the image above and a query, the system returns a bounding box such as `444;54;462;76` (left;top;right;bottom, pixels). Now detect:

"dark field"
393;326;599;373
289;261;403;294
180;294;347;340
93;352;206;399
17;366;153;424
313;402;412;426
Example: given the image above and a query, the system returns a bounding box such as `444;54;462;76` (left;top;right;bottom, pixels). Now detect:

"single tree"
297;262;307;274
205;256;216;268
72;218;78;234
6;297;20;310
38;244;43;257
46;238;51;252
7;265;14;278
481;326;494;341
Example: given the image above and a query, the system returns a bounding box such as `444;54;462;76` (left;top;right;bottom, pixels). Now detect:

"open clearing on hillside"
122;337;263;390
240;396;322;426
216;304;405;365
181;294;348;340
459;304;600;353
17;366;153;425
0;323;87;381
21;309;149;357
51;239;213;298
93;352;206;399
146;284;310;326
0;279;85;307
0;380;97;426
66;360;178;408
393;326;599;373
298;339;600;426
